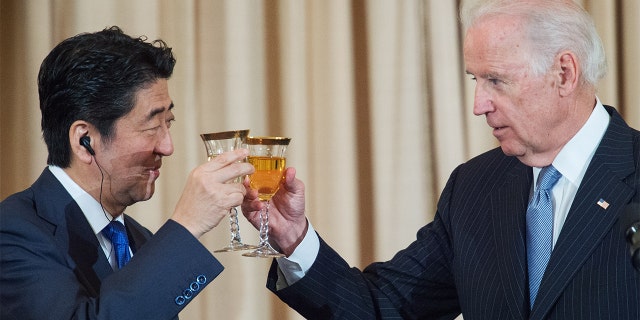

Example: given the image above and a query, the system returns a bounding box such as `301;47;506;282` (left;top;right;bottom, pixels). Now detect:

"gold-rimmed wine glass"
242;136;291;258
200;130;258;252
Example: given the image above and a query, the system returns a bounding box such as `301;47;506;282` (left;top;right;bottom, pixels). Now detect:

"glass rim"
200;129;250;141
246;136;291;145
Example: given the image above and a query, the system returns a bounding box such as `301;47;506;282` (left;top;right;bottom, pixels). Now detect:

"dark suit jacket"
268;106;640;319
0;167;224;320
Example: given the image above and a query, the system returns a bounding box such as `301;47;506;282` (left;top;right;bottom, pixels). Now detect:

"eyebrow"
146;102;174;121
466;71;502;79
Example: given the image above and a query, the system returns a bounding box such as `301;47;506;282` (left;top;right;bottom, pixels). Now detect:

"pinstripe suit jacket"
0;167;224;319
268;105;640;320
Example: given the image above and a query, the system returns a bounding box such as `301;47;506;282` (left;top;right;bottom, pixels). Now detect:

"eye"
166;118;175;129
145;126;161;134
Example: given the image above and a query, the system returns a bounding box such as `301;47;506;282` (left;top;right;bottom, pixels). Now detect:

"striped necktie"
102;220;131;269
526;165;562;308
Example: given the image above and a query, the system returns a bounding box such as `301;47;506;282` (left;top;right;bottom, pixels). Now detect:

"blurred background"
1;0;638;319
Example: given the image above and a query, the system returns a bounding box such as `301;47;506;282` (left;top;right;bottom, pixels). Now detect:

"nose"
473;84;495;116
155;127;174;156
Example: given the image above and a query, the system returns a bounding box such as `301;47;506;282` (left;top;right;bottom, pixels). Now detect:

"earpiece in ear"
80;136;95;156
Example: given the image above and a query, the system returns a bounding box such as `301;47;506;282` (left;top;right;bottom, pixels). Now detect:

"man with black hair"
0;26;253;319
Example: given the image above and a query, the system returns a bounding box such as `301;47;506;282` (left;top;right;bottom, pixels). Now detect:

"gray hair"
460;0;606;87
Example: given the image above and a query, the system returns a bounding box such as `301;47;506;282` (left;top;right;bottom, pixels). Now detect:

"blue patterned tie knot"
102;220;131;269
526;165;562;308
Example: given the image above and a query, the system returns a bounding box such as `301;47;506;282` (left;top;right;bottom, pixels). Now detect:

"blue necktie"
526;165;562;308
102;220;131;269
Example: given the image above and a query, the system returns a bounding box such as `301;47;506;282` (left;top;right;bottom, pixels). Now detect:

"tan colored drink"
247;156;286;200
243;136;290;258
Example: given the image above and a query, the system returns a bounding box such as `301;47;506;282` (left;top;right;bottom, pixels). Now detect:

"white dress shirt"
277;98;610;287
49;165;132;270
536;99;609;247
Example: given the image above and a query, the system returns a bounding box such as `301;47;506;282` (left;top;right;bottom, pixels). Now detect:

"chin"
499;144;525;158
499;145;516;156
141;183;156;201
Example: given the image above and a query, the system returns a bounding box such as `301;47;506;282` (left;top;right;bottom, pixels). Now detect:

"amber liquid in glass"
247;156;286;200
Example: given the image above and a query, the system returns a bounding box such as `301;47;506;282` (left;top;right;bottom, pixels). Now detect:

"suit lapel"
491;162;532;320
66;204;113;296
65;212;150;294
33;168;113;296
32;169;154;299
124;215;150;254
530;107;636;319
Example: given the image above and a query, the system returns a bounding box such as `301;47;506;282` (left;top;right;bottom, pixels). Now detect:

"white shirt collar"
48;165;125;235
550;98;610;185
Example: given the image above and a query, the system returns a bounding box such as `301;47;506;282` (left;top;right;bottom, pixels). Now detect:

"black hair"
38;26;176;167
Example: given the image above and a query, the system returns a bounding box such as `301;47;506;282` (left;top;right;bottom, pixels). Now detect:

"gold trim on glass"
246;136;291;145
200;129;250;141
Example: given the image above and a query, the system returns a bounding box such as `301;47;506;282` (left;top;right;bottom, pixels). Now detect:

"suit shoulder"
1;188;37;221
439;147;526;200
0;187;58;241
456;147;520;176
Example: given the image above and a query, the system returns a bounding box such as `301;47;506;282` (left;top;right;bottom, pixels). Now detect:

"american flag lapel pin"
597;198;609;209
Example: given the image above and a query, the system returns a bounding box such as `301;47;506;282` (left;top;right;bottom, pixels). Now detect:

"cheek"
120;138;155;157
104;143;150;173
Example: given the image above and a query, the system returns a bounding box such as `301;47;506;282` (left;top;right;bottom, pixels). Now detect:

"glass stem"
229;207;242;243
258;200;271;247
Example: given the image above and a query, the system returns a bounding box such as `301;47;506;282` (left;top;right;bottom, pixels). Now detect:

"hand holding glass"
242;136;291;258
200;130;257;252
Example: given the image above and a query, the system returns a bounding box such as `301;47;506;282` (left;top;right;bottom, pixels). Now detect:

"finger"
205;161;254;184
242;175;251;187
205;149;249;169
240;192;262;213
284;167;296;184
281;167;303;193
244;185;259;200
209;184;247;208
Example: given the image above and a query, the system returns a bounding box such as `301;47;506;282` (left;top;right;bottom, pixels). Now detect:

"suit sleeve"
266;168;463;319
97;220;224;319
0;194;223;320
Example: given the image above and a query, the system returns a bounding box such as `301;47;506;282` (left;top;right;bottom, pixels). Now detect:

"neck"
519;94;596;167
64;163;126;218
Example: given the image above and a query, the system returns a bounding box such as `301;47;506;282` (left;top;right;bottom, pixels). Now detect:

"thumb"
282;167;304;194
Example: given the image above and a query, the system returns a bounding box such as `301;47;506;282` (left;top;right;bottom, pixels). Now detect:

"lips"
491;126;508;139
151;163;161;177
147;161;162;179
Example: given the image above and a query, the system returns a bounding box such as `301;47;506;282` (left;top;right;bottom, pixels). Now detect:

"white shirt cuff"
275;221;319;289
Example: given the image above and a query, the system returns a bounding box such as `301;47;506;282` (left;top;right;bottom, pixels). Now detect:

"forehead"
463;15;530;73
125;79;173;121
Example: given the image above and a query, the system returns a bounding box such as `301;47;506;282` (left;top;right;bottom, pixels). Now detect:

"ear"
556;51;580;97
69;120;94;164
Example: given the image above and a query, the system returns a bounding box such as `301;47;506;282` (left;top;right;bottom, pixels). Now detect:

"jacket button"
175;296;186;306
183;288;194;299
196;274;207;284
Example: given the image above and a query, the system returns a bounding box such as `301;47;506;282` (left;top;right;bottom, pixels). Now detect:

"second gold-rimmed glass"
242;136;291;258
200;130;258;252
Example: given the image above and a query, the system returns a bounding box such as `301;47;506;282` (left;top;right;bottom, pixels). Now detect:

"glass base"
242;244;285;258
214;241;258;253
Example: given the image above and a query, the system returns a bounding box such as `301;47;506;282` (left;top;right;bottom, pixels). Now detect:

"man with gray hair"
241;0;640;319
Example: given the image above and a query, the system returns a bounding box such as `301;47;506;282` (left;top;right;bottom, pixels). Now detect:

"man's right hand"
171;148;254;239
241;167;308;256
